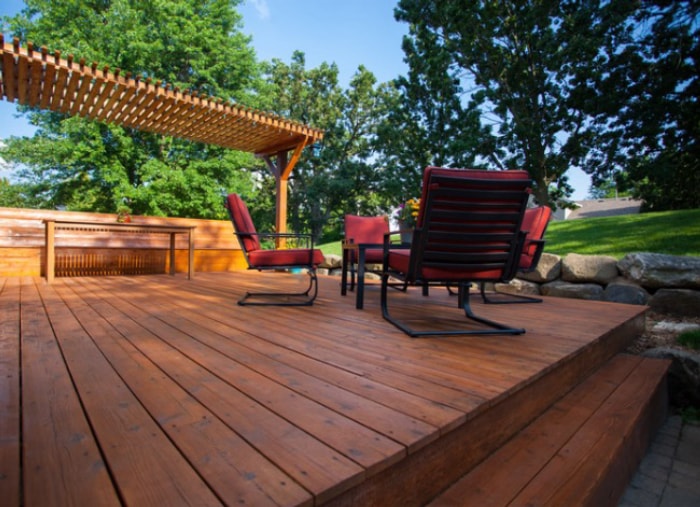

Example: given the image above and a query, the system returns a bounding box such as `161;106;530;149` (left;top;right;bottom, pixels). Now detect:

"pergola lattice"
0;35;324;232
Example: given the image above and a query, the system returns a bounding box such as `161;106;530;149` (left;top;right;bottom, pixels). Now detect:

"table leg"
356;247;366;309
169;233;176;275
45;220;55;284
187;228;194;279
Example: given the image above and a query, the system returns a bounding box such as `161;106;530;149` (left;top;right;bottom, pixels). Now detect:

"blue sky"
1;0;590;198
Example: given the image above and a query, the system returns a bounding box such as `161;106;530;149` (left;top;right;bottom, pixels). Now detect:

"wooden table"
44;220;195;283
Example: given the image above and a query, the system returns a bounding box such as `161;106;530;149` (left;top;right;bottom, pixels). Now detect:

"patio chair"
380;167;532;337
224;193;325;306
341;214;403;309
480;205;553;304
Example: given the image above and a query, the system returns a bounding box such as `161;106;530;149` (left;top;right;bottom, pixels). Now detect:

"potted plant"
116;205;132;223
395;197;420;243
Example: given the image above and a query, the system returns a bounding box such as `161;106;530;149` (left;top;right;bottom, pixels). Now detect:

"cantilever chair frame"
380;168;532;337
225;194;322;306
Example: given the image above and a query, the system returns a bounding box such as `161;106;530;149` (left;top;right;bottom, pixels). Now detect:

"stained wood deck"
0;272;649;506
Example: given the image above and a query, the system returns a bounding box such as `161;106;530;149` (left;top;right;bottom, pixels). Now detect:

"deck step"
428;354;671;507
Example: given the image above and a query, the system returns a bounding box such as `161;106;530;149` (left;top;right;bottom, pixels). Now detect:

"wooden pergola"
0;35;324;232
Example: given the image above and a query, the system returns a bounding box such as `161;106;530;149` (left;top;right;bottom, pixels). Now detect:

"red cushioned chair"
380;167;532;337
480;205;552;304
341;214;396;309
225;193;325;306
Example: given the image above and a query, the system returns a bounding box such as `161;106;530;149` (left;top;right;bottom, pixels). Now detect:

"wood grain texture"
1;272;653;506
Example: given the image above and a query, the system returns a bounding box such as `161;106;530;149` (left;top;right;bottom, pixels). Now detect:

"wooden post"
44;220;55;283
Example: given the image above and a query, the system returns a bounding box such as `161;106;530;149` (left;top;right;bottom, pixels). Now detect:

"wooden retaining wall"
0;207;246;277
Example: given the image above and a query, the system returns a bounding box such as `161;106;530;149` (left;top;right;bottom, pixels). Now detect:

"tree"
374;25;486;203
591;0;700;211
0;0;261;219
261;52;390;241
394;0;637;207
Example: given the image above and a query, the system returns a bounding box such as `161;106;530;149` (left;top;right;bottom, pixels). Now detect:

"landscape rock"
541;280;604;300
519;253;561;283
494;278;541;296
642;347;700;408
320;254;342;269
618;252;700;290
561;253;619;284
649;289;700;318
603;278;650;305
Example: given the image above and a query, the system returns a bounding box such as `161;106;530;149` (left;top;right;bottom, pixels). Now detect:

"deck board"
1;271;649;506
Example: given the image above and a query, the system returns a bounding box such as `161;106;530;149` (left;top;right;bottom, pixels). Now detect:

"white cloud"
248;0;270;20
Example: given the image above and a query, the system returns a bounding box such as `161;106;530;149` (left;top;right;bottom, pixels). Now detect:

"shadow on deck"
0;272;669;506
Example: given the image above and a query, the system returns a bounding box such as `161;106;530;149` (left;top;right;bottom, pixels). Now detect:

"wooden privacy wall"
0;207;246;277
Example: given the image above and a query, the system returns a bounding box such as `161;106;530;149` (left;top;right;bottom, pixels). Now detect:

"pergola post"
275;151;288;236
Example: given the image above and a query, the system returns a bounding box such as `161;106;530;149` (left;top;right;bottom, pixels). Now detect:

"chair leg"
480;282;543;304
380;278;525;337
239;269;319;306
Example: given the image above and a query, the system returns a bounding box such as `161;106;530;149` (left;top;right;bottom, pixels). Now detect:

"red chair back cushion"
226;193;260;253
520;205;552;269
417;167;532;228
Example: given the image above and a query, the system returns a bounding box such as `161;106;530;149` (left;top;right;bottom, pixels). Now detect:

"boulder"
561;253;619;284
320;254;342;269
642;347;700;408
541;280;604;300
603;277;650;305
494;278;541;296
649;289;700;318
519;253;561;283
618;252;700;290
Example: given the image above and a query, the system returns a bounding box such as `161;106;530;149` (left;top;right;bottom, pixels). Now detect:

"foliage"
677;330;700;351
374;28;485;202
0;178;33;208
544;209;700;259
590;0;700;211
393;0;637;208
261;53;392;241
0;0;261;219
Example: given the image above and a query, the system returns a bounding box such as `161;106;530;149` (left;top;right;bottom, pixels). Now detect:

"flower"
395;197;421;228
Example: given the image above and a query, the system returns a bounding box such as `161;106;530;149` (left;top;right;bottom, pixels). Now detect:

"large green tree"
591;0;700;211
1;0;261;218
393;0;637;207
260;52;390;241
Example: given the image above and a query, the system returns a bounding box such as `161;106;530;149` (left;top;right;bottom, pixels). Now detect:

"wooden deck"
0;271;657;506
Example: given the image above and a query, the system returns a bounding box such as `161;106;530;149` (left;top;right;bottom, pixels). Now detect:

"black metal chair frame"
380;171;531;337
237;231;320;306
225;195;321;307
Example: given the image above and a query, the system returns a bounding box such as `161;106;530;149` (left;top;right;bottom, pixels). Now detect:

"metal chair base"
381;279;525;337
238;269;318;306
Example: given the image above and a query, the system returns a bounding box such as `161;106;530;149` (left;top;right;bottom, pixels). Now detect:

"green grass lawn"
317;209;700;259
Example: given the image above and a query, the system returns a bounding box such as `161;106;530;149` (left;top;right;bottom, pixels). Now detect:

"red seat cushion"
248;248;325;268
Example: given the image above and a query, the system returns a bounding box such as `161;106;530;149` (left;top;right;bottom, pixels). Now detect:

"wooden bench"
44;220;195;283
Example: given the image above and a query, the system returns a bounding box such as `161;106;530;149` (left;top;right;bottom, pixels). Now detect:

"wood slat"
19;277;120;507
0;36;323;154
430;354;670;507
0;278;21;505
41;278;310;506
